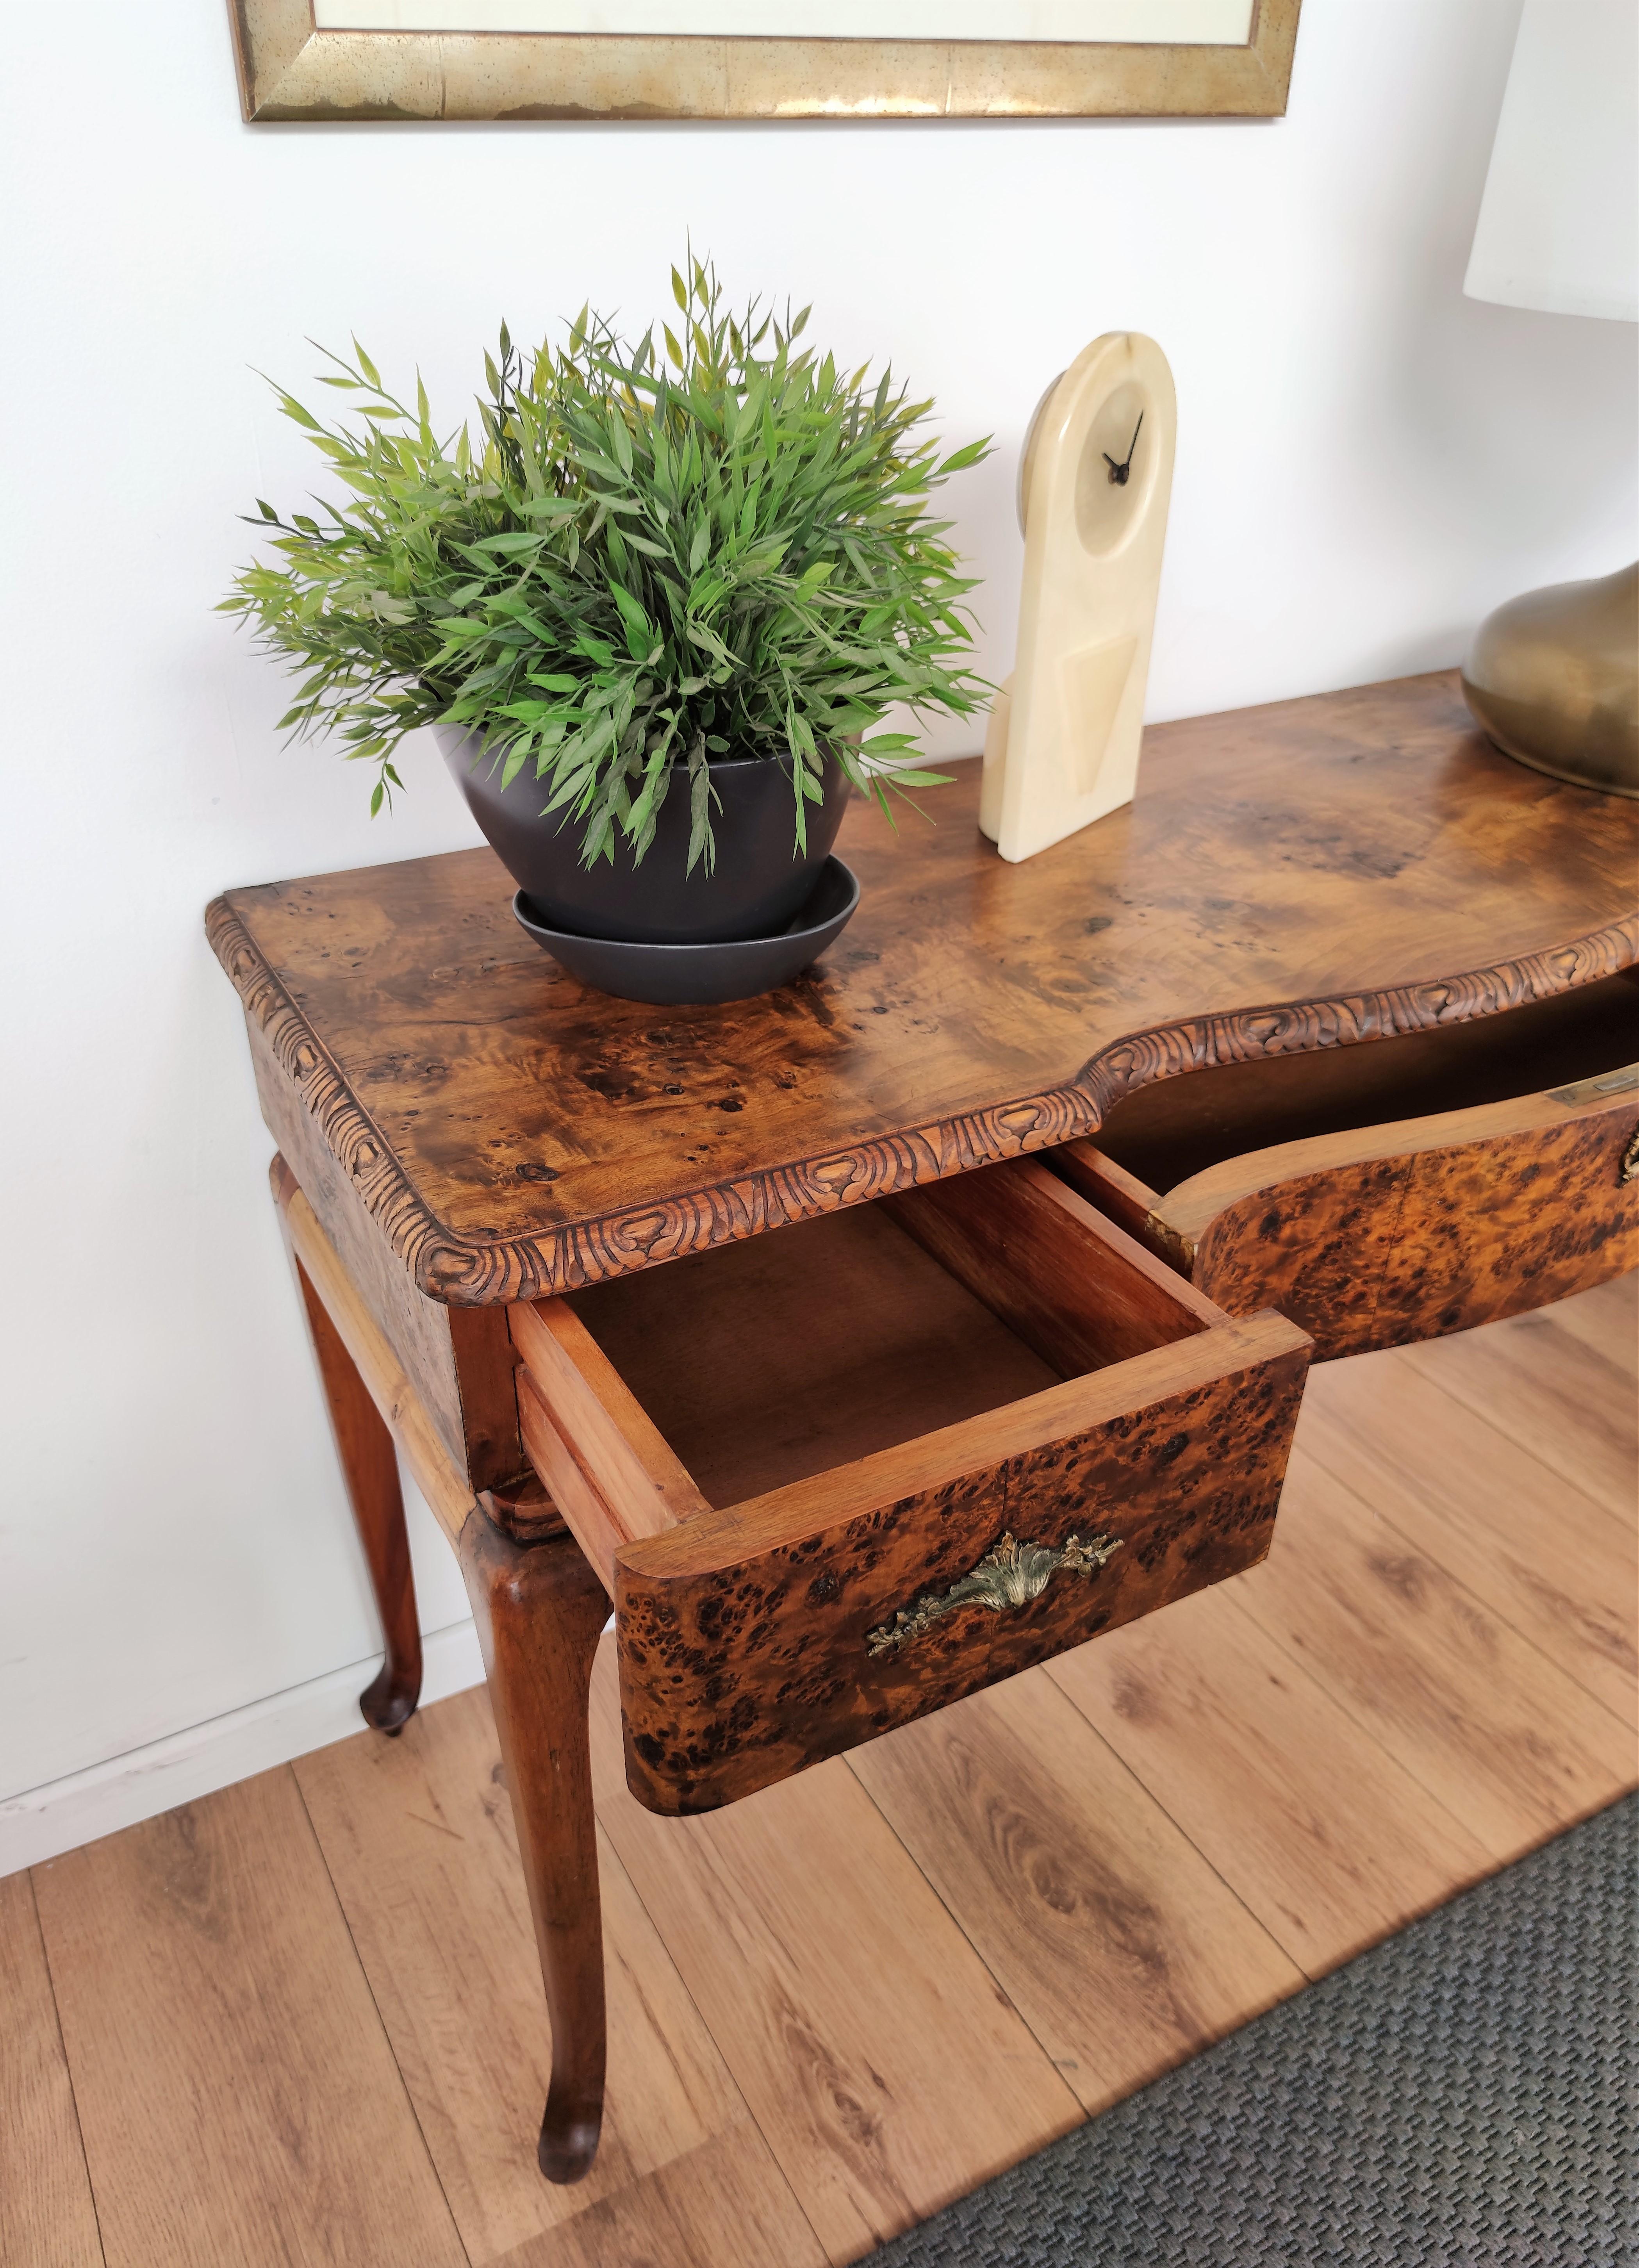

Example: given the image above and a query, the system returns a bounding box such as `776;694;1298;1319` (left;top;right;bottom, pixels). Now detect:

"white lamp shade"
1464;0;1638;322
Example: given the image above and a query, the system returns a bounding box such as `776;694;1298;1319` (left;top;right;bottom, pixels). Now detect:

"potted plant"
224;257;990;997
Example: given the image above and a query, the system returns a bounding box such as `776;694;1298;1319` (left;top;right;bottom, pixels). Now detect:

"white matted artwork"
227;0;1301;121
315;2;1254;38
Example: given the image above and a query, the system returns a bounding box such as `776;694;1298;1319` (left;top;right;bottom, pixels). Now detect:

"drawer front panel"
1188;1084;1638;1360
614;1318;1309;1815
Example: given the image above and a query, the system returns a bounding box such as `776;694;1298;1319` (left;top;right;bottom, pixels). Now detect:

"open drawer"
507;1158;1310;1815
1053;972;1639;1362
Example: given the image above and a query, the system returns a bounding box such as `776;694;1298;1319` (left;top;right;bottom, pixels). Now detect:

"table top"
208;671;1638;1305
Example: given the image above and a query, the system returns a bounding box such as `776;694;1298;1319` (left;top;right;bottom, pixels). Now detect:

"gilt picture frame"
226;0;1301;124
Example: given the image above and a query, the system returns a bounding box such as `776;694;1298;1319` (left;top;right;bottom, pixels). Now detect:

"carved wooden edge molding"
227;0;1300;125
207;894;1639;1309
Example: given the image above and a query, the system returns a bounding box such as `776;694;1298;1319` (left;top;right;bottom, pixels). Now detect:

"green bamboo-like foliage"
222;257;991;871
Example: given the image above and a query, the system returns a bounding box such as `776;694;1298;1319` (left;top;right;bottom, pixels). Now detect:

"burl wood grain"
614;1315;1309;1813
1179;1152;1407;1358
1375;1094;1638;1343
1160;1081;1639;1359
207;674;1637;1305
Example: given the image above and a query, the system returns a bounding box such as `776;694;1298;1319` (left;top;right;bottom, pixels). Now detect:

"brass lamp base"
1460;561;1638;799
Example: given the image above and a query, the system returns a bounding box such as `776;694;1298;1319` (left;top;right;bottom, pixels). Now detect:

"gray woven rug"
872;1794;1637;2268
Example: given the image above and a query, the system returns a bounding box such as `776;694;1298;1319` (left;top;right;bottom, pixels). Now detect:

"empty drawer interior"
562;1162;1216;1511
1086;972;1639;1196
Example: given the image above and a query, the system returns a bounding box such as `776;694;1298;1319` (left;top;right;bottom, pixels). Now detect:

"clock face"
1074;379;1154;557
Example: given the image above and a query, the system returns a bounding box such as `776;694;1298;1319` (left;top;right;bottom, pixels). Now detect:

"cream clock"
980;332;1177;863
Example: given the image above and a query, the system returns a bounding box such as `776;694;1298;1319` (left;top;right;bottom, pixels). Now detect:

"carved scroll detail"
865;1528;1123;1658
208;888;1638;1307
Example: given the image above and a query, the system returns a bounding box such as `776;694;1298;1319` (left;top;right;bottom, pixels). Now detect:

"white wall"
2;0;1633;1869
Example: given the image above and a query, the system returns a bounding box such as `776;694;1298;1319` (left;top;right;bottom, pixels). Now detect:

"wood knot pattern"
205;679;1639;1308
866;1529;1123;1656
1187;1096;1639;1358
615;1336;1313;1814
206;895;481;1298
207;881;1637;1309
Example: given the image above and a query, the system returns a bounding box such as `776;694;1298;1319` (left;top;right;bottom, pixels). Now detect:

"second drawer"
1053;973;1639;1360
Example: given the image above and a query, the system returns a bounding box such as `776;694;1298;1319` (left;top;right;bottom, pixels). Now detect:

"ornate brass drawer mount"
866;1529;1124;1658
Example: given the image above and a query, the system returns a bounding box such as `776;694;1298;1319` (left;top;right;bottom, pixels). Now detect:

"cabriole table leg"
459;1504;610;2184
272;1159;423;1733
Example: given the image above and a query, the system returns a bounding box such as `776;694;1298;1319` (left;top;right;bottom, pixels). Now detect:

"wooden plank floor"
5;1278;1634;2268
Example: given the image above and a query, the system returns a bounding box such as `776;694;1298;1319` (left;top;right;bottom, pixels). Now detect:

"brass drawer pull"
866;1529;1124;1658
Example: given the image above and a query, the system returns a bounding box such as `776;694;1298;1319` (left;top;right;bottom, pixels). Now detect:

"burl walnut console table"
208;672;1639;2183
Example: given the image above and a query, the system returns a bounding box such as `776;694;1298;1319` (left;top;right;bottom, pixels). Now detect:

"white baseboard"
1;1619;487;1879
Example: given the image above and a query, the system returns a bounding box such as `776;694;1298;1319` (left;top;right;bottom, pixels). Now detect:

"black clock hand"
1106;413;1144;486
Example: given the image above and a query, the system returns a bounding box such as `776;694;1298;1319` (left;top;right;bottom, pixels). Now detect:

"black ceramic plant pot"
435;724;849;946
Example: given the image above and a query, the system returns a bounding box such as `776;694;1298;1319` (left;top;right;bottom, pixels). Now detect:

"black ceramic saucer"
512;856;860;1006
